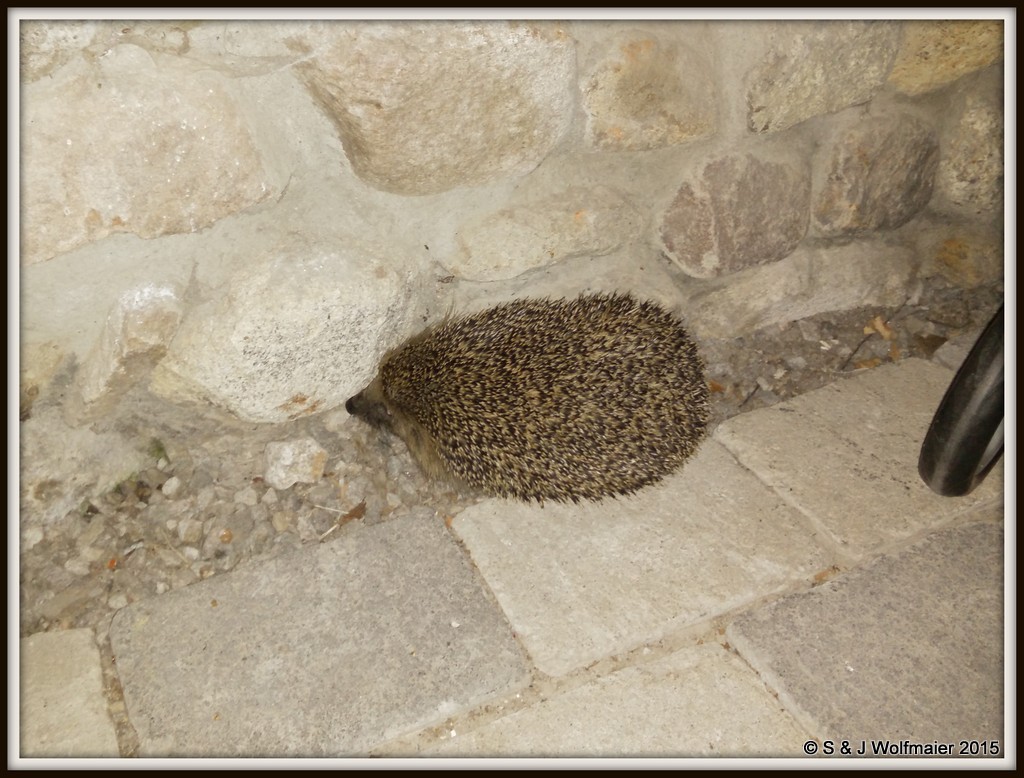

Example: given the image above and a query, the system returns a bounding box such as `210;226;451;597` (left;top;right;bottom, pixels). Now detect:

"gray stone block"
423;643;811;757
109;514;530;756
451;440;830;677
728;521;1004;746
715;359;1003;560
20;629;120;758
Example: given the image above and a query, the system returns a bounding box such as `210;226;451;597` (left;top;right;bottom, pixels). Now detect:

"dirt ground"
17;273;1003;754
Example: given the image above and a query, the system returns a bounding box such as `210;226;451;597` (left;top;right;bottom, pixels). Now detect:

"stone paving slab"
19;628;121;758
421;643;812;757
714;358;1004;561
108;513;531;757
727;521;1004;748
451;440;831;678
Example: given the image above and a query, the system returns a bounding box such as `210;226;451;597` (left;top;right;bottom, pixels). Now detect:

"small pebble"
785;356;807;370
64;558;91;576
264;437;328;490
178;519;204;546
162;476;183;498
143;467;168;490
234;486;259;506
271;511;294;533
196;485;217;511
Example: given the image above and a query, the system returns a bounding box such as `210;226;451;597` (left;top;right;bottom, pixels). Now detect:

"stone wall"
20;19;1004;427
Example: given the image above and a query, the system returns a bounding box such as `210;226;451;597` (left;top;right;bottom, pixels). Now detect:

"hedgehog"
345;292;709;503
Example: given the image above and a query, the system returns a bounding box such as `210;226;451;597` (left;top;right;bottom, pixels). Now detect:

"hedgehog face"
347;371;456;487
345;378;393;430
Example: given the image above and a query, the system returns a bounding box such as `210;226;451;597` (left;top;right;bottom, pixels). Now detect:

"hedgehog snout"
346;388;394;430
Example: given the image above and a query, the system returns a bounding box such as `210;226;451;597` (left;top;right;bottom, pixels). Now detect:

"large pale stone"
660;154;810;278
681;239;916;340
887;20;1004;96
932;72;1004;221
812;114;939;236
582;30;716;151
21;42;280;265
150;239;420;423
455;186;642;281
747;21;900;133
297;21;575;195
